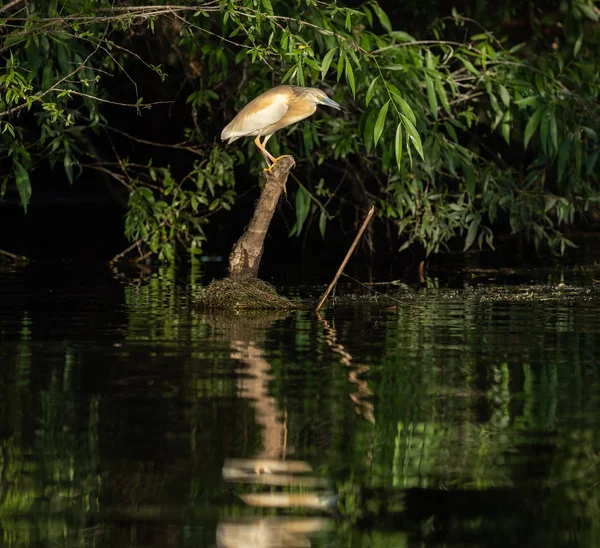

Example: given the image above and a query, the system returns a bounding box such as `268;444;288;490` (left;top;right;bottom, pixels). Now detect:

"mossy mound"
196;277;299;310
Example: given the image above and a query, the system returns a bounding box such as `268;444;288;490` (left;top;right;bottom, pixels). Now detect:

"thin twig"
0;0;25;15
315;205;375;312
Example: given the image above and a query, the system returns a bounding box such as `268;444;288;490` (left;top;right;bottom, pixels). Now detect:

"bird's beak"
320;97;344;111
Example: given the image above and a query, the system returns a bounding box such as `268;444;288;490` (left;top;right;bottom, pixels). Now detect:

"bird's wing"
221;91;290;142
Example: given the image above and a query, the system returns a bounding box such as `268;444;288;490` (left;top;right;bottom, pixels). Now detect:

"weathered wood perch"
228;155;295;279
196;155;298;310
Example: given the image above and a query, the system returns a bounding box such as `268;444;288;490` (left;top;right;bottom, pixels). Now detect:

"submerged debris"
196;277;299;310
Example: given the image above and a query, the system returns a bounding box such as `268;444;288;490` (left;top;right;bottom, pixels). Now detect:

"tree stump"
228;155;295;279
196;155;298;310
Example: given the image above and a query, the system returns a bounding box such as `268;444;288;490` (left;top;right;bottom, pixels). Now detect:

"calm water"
0;263;599;547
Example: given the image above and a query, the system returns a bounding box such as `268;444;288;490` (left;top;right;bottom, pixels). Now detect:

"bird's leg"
254;135;288;194
259;135;278;169
259;135;289;194
254;135;274;167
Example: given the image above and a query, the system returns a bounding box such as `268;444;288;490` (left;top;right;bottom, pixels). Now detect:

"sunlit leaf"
336;52;345;82
499;84;510;107
345;60;355;98
394;122;403;170
434;77;450;115
371;2;392;33
401;115;424;160
515;96;539;108
261;0;274;16
574;33;583;57
319;210;327;238
425;75;438;118
374;100;390;148
501;121;510;145
577;3;599;21
389;89;416;126
389;30;415;42
320;47;337;80
365;76;379;107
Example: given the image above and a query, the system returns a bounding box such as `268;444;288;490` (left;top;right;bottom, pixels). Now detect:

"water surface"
0;263;598;547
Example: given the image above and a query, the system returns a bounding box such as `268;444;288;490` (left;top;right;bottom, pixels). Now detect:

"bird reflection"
217;517;329;548
220;335;334;547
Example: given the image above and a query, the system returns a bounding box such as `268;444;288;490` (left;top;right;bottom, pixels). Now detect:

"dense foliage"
1;0;599;261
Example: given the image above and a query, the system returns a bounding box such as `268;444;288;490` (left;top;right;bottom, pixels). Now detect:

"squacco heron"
221;85;343;169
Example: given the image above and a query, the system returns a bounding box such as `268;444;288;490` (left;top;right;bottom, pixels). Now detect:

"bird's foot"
263;157;280;173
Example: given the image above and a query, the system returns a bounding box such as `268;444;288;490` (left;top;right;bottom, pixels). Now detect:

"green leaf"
336;52;345;82
443;121;458;143
294;185;310;235
434;78;450;115
281;65;297;84
574;33;583;57
394;122;403;170
460;57;479;76
389;31;415;42
345;10;352;32
363;109;376;153
374;100;390;148
401;115;424;160
304;58;321;73
540;112;549;155
320;47;337;80
345;60;355;98
501;121;510;145
319;210;327;238
574;136;582;176
297;61;305;86
365;76;379;107
425;75;438;119
464;219;479;251
499;84;510;107
524;106;545;149
465;164;475;196
577;3;599;21
261;0;274;15
64;152;74;184
25;41;41;83
582;126;598;140
14;162;32;213
389;89;416;126
371;2;392;33
515;96;539;108
56;44;69;74
549;113;558;154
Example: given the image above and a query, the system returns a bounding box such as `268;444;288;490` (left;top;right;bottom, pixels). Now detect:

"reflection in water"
231;340;287;459
317;312;375;424
219;314;334;547
0;265;599;546
217;517;330;548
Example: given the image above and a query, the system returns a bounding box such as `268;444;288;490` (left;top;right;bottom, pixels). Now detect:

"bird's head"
305;88;344;111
